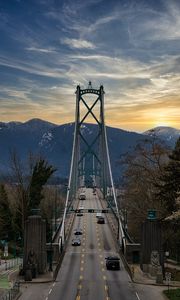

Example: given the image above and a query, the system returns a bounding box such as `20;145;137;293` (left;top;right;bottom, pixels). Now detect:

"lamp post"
48;210;53;272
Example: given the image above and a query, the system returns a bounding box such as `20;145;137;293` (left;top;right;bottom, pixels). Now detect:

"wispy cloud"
127;1;180;46
0;55;66;78
61;38;96;49
25;47;56;53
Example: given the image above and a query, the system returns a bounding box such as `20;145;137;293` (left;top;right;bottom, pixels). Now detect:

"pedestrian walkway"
18;271;53;284
131;264;180;287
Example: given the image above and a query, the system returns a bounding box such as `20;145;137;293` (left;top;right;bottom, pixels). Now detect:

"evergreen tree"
156;137;180;213
0;184;13;240
28;159;56;213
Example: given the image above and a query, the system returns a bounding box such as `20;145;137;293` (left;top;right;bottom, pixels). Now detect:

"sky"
0;0;180;132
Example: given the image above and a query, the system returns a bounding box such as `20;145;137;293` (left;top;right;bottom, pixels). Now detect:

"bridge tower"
73;82;108;196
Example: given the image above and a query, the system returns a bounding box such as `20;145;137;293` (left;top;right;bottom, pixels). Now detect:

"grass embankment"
163;288;180;300
0;275;10;289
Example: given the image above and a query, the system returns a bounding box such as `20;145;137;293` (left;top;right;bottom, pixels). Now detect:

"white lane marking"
52;282;55;287
49;289;52;294
45;298;48;300
128;273;131;281
136;292;141;300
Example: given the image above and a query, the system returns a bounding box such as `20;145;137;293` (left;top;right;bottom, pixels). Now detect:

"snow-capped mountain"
144;126;180;145
0;119;179;178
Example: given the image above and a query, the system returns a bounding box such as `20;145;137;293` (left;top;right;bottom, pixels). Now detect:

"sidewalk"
131;264;180;288
18;271;54;284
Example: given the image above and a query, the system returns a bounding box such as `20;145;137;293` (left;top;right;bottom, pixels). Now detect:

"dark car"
105;256;120;270
77;211;83;216
72;238;81;246
74;229;83;235
97;217;105;224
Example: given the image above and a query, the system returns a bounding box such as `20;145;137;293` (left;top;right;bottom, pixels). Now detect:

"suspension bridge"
57;83;125;249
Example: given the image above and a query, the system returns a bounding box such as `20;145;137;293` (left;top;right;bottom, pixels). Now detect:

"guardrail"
0;281;20;300
0;258;22;272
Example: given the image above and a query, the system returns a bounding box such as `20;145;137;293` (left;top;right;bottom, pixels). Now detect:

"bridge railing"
0;281;20;300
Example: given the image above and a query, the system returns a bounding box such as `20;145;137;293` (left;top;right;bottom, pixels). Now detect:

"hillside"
0;119;179;178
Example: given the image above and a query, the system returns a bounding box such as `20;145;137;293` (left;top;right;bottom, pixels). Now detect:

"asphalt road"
48;188;139;300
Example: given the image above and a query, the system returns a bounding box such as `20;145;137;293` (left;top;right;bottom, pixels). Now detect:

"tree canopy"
28;159;56;213
156;137;180;214
0;184;13;240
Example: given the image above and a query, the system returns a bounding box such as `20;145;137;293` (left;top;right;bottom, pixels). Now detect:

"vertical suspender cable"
100;86;125;251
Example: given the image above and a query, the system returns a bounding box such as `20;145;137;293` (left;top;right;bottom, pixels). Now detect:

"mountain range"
0;118;179;179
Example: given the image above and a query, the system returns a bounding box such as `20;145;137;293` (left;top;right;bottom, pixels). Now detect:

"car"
74;229;83;235
97;217;105;224
105;256;120;270
77;211;83;216
79;193;86;200
72;238;81;246
96;212;102;218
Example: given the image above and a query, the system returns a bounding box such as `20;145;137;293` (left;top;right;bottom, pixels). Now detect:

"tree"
10;151;29;236
156;137;180;214
119;136;170;240
0;184;13;240
28;159;56;213
10;152;56;237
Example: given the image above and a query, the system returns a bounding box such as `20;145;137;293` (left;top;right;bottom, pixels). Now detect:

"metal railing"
0;281;20;300
0;258;22;272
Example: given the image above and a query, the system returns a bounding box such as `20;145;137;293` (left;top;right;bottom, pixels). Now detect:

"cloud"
127;1;180;46
0;0;179;132
0;55;66;78
25;47;56;53
61;38;96;49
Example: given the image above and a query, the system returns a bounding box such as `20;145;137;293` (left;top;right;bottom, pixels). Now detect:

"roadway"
47;188;139;300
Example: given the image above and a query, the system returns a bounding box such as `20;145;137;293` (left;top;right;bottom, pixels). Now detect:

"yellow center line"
78;284;82;289
105;285;108;291
79;275;83;280
76;296;81;300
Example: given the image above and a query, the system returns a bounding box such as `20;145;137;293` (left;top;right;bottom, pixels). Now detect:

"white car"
79;193;86;200
96;212;102;218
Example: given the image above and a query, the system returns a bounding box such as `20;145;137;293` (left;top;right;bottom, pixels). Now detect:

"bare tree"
119;135;170;241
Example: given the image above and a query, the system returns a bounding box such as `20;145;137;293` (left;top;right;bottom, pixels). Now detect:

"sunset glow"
0;0;180;132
